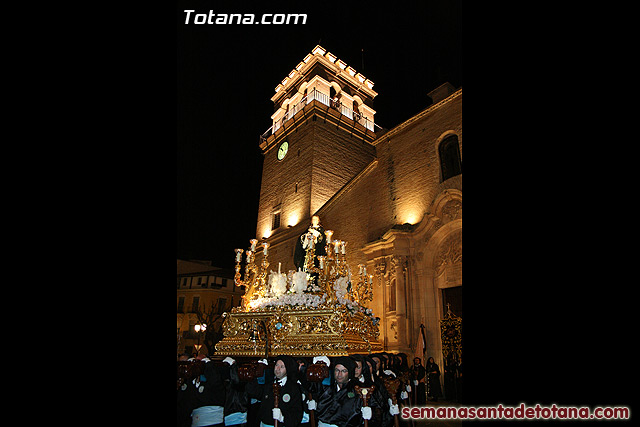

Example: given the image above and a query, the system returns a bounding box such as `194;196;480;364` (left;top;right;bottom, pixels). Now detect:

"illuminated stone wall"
252;46;462;368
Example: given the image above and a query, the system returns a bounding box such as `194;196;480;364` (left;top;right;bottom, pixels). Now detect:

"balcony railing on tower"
260;88;381;143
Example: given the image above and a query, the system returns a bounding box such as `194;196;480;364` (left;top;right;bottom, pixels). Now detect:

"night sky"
177;0;462;268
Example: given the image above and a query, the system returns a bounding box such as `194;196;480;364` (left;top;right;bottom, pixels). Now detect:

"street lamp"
194;323;207;356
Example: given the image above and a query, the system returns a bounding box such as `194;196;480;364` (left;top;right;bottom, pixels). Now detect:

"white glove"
313;356;330;366
361;406;372;420
307;399;317;410
383;369;396;377
272;408;284;423
201;357;211;362
223;357;235;365
406;384;412;392
258;358;268;365
413;380;418;386
390;404;400;416
400;391;408;400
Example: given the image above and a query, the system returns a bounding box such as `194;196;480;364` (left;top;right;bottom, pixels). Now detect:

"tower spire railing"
260;88;381;143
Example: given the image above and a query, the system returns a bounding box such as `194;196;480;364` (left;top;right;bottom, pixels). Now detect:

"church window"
272;211;281;230
438;134;462;181
353;100;361;121
329;86;340;110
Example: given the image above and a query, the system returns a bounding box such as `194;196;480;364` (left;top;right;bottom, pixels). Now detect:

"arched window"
352;100;361;121
439;134;462;181
329;86;340;109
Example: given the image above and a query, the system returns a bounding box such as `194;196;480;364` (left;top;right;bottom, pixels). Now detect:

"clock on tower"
277;141;288;160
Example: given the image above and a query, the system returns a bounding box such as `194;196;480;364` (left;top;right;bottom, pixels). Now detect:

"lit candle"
359;264;364;275
250;239;258;252
278;262;281;274
325;230;333;244
369;274;373;285
235;248;243;263
262;242;269;256
341;241;347;254
363;266;367;277
334;240;341;254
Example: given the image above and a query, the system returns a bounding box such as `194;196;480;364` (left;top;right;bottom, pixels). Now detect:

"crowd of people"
177;351;448;427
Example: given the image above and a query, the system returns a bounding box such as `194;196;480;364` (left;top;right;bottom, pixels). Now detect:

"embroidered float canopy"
215;219;383;357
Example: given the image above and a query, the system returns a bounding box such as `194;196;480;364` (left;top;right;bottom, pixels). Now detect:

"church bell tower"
256;45;380;253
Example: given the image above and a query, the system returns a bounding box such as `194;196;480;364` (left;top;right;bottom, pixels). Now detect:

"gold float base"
215;306;382;357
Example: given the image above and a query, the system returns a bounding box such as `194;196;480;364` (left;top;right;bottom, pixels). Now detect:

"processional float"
215;222;383;357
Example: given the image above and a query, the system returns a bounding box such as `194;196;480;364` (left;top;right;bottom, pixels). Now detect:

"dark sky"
177;0;462;269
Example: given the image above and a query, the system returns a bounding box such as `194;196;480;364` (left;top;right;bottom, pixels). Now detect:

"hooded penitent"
333;356;356;381
275;354;298;382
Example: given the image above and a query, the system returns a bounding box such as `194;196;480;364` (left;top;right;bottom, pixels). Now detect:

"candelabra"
232;228;376;310
352;264;374;304
234;239;270;311
219;229;383;357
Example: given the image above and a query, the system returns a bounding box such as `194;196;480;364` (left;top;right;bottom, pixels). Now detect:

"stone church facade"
254;45;462;368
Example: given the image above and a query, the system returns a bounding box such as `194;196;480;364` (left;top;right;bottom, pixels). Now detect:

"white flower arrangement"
291;269;308;293
251;269;378;326
268;271;288;296
248;292;327;311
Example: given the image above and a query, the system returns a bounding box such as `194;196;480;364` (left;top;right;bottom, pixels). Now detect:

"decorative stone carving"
441;199;462;222
435;233;462;275
374;257;386;286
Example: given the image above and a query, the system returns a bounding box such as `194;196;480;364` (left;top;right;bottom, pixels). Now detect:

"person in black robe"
246;360;269;427
295;358;313;427
393;353;411;406
352;354;393;427
178;358;198;427
245;355;303;427
184;357;233;427
443;351;461;402
374;353;399;401
312;356;364;427
395;354;409;374
224;361;249;426
293;215;327;274
410;357;426;405
370;354;383;377
425;357;442;402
